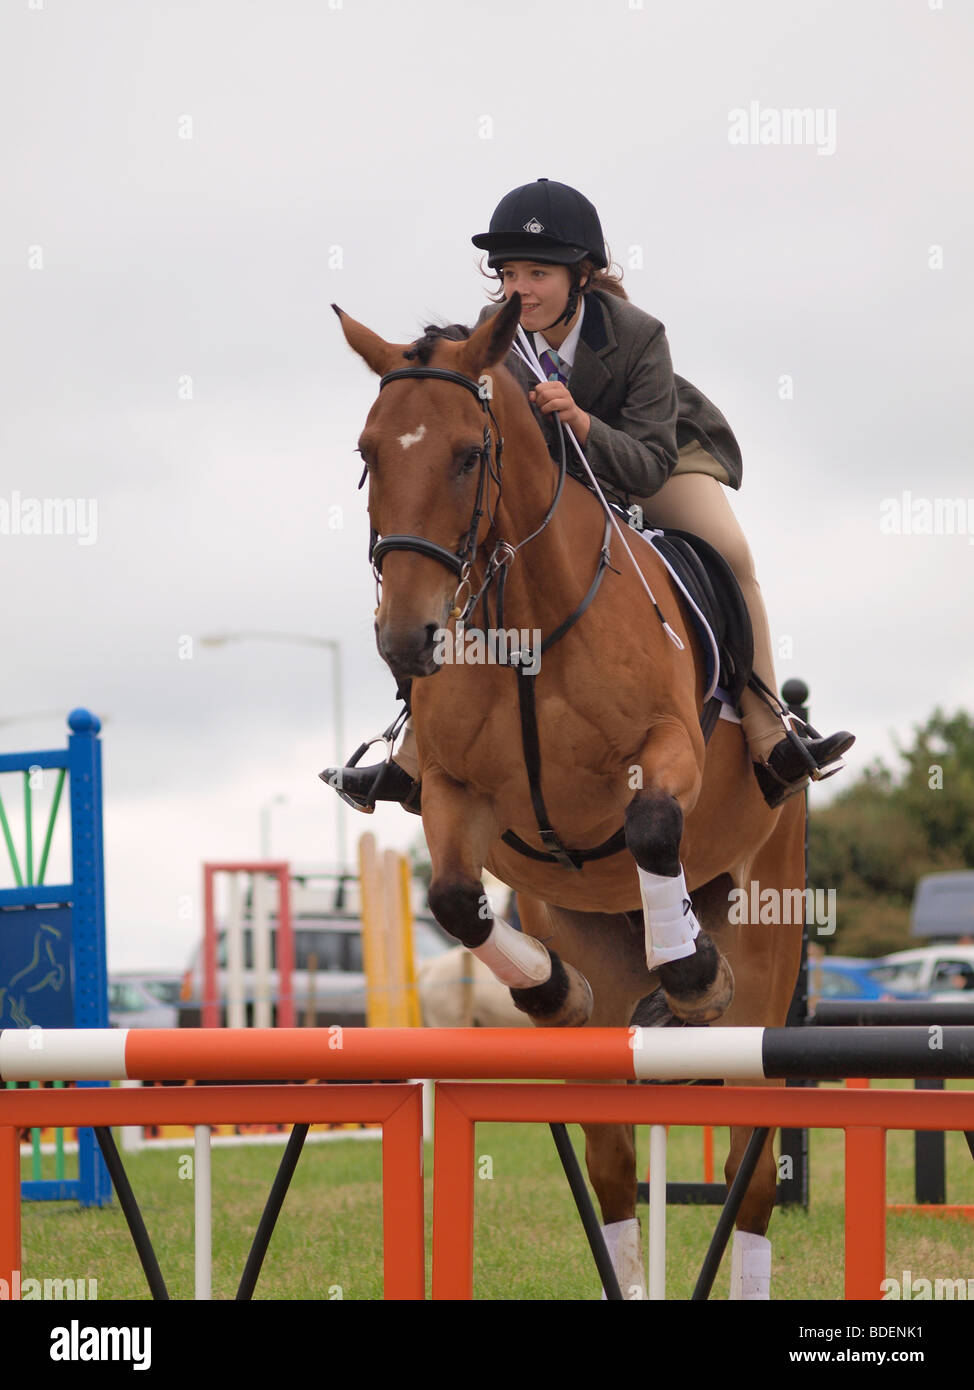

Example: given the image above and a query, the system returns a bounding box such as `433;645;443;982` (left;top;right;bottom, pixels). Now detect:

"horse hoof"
658;932;734;1023
510;948;593;1027
630;986;704;1029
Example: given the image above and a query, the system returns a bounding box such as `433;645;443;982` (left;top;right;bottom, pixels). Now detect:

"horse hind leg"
664;872;782;1299
717;794;807;1299
723;1124;778;1300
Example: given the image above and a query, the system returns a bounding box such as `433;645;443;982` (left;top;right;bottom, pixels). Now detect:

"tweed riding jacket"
475;289;743;503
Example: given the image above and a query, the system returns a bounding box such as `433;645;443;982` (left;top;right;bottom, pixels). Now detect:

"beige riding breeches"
636;442;783;761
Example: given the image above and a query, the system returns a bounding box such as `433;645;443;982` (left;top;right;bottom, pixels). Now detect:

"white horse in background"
417;946;531;1028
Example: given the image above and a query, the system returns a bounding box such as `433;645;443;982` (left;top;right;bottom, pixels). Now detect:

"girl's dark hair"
480;250;628;303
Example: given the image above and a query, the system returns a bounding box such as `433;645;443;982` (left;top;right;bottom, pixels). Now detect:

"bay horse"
334;292;805;1298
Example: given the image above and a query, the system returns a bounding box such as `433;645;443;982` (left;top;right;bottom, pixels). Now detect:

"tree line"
808;709;974;956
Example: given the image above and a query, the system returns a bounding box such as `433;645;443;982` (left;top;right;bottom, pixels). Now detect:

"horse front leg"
529;902;656;1298
625;723;734;1023
423;770;592;1026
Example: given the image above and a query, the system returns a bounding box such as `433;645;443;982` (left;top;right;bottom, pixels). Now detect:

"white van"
868;946;974;1001
179;868;452;1027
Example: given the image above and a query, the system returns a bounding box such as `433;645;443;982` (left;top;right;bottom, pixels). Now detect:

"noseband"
367;367;503;586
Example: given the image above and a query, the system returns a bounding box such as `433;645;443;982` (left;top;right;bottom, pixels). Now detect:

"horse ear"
333;305;406;377
456;293;522;377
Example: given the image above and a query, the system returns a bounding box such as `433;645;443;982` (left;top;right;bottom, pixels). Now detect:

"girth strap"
498;513;621;872
501;686;726;872
507;663;581;871
501;824;628;866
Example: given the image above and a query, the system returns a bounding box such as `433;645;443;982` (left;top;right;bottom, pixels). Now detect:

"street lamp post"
319;638;347;877
200;631;349;877
259;794;287;859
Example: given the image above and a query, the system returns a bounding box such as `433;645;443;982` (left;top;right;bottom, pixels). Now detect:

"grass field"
18;1081;974;1301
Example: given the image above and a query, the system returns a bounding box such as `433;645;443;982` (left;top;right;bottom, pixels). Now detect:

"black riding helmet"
472;178;608;268
472;180;608;333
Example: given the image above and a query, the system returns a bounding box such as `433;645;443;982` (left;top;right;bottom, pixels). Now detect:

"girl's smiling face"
499;261;572;329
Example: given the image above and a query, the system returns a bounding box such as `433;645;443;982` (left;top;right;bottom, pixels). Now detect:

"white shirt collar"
534;296;585;370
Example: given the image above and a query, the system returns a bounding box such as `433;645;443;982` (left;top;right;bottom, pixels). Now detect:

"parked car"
108;973;183;1028
867;946;974;1001
178;870;453;1027
808;956;927;1004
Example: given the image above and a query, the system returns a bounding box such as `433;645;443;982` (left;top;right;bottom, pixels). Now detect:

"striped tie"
538;348;568;384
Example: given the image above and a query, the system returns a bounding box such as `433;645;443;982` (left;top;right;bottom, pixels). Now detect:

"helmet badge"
522;218;544;233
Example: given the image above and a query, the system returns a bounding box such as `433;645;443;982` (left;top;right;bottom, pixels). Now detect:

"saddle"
640;525;755;742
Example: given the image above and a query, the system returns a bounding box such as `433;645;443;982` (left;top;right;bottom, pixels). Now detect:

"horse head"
334;294;524;683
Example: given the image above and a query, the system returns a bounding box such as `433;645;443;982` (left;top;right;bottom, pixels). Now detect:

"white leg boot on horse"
625;725;734;1023
600;1219;645;1301
730;1231;772;1300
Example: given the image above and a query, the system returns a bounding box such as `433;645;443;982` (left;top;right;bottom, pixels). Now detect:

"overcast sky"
1;0;971;970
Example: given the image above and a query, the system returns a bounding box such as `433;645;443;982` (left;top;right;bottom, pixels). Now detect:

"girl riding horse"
323;178;853;808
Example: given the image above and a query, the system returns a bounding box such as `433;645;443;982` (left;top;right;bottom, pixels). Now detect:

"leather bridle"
367;367;501;599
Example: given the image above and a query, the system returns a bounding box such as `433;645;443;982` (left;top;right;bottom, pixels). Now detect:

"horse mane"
400;319;526;401
401;320;548;447
402;322;471;364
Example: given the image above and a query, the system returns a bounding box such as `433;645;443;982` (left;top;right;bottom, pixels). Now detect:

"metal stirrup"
328;704;410;813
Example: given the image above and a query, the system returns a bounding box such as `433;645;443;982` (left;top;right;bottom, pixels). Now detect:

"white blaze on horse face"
398;423;427;451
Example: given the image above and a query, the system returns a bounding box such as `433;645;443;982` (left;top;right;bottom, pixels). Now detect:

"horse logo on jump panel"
0;921;67;1028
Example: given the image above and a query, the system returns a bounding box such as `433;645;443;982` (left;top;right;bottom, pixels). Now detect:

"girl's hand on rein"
529;382;591;444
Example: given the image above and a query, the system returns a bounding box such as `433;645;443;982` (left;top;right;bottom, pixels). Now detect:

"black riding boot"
319;759;421;814
753;727;855;809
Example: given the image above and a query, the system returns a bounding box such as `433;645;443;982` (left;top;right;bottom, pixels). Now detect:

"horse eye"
460;449;482;475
